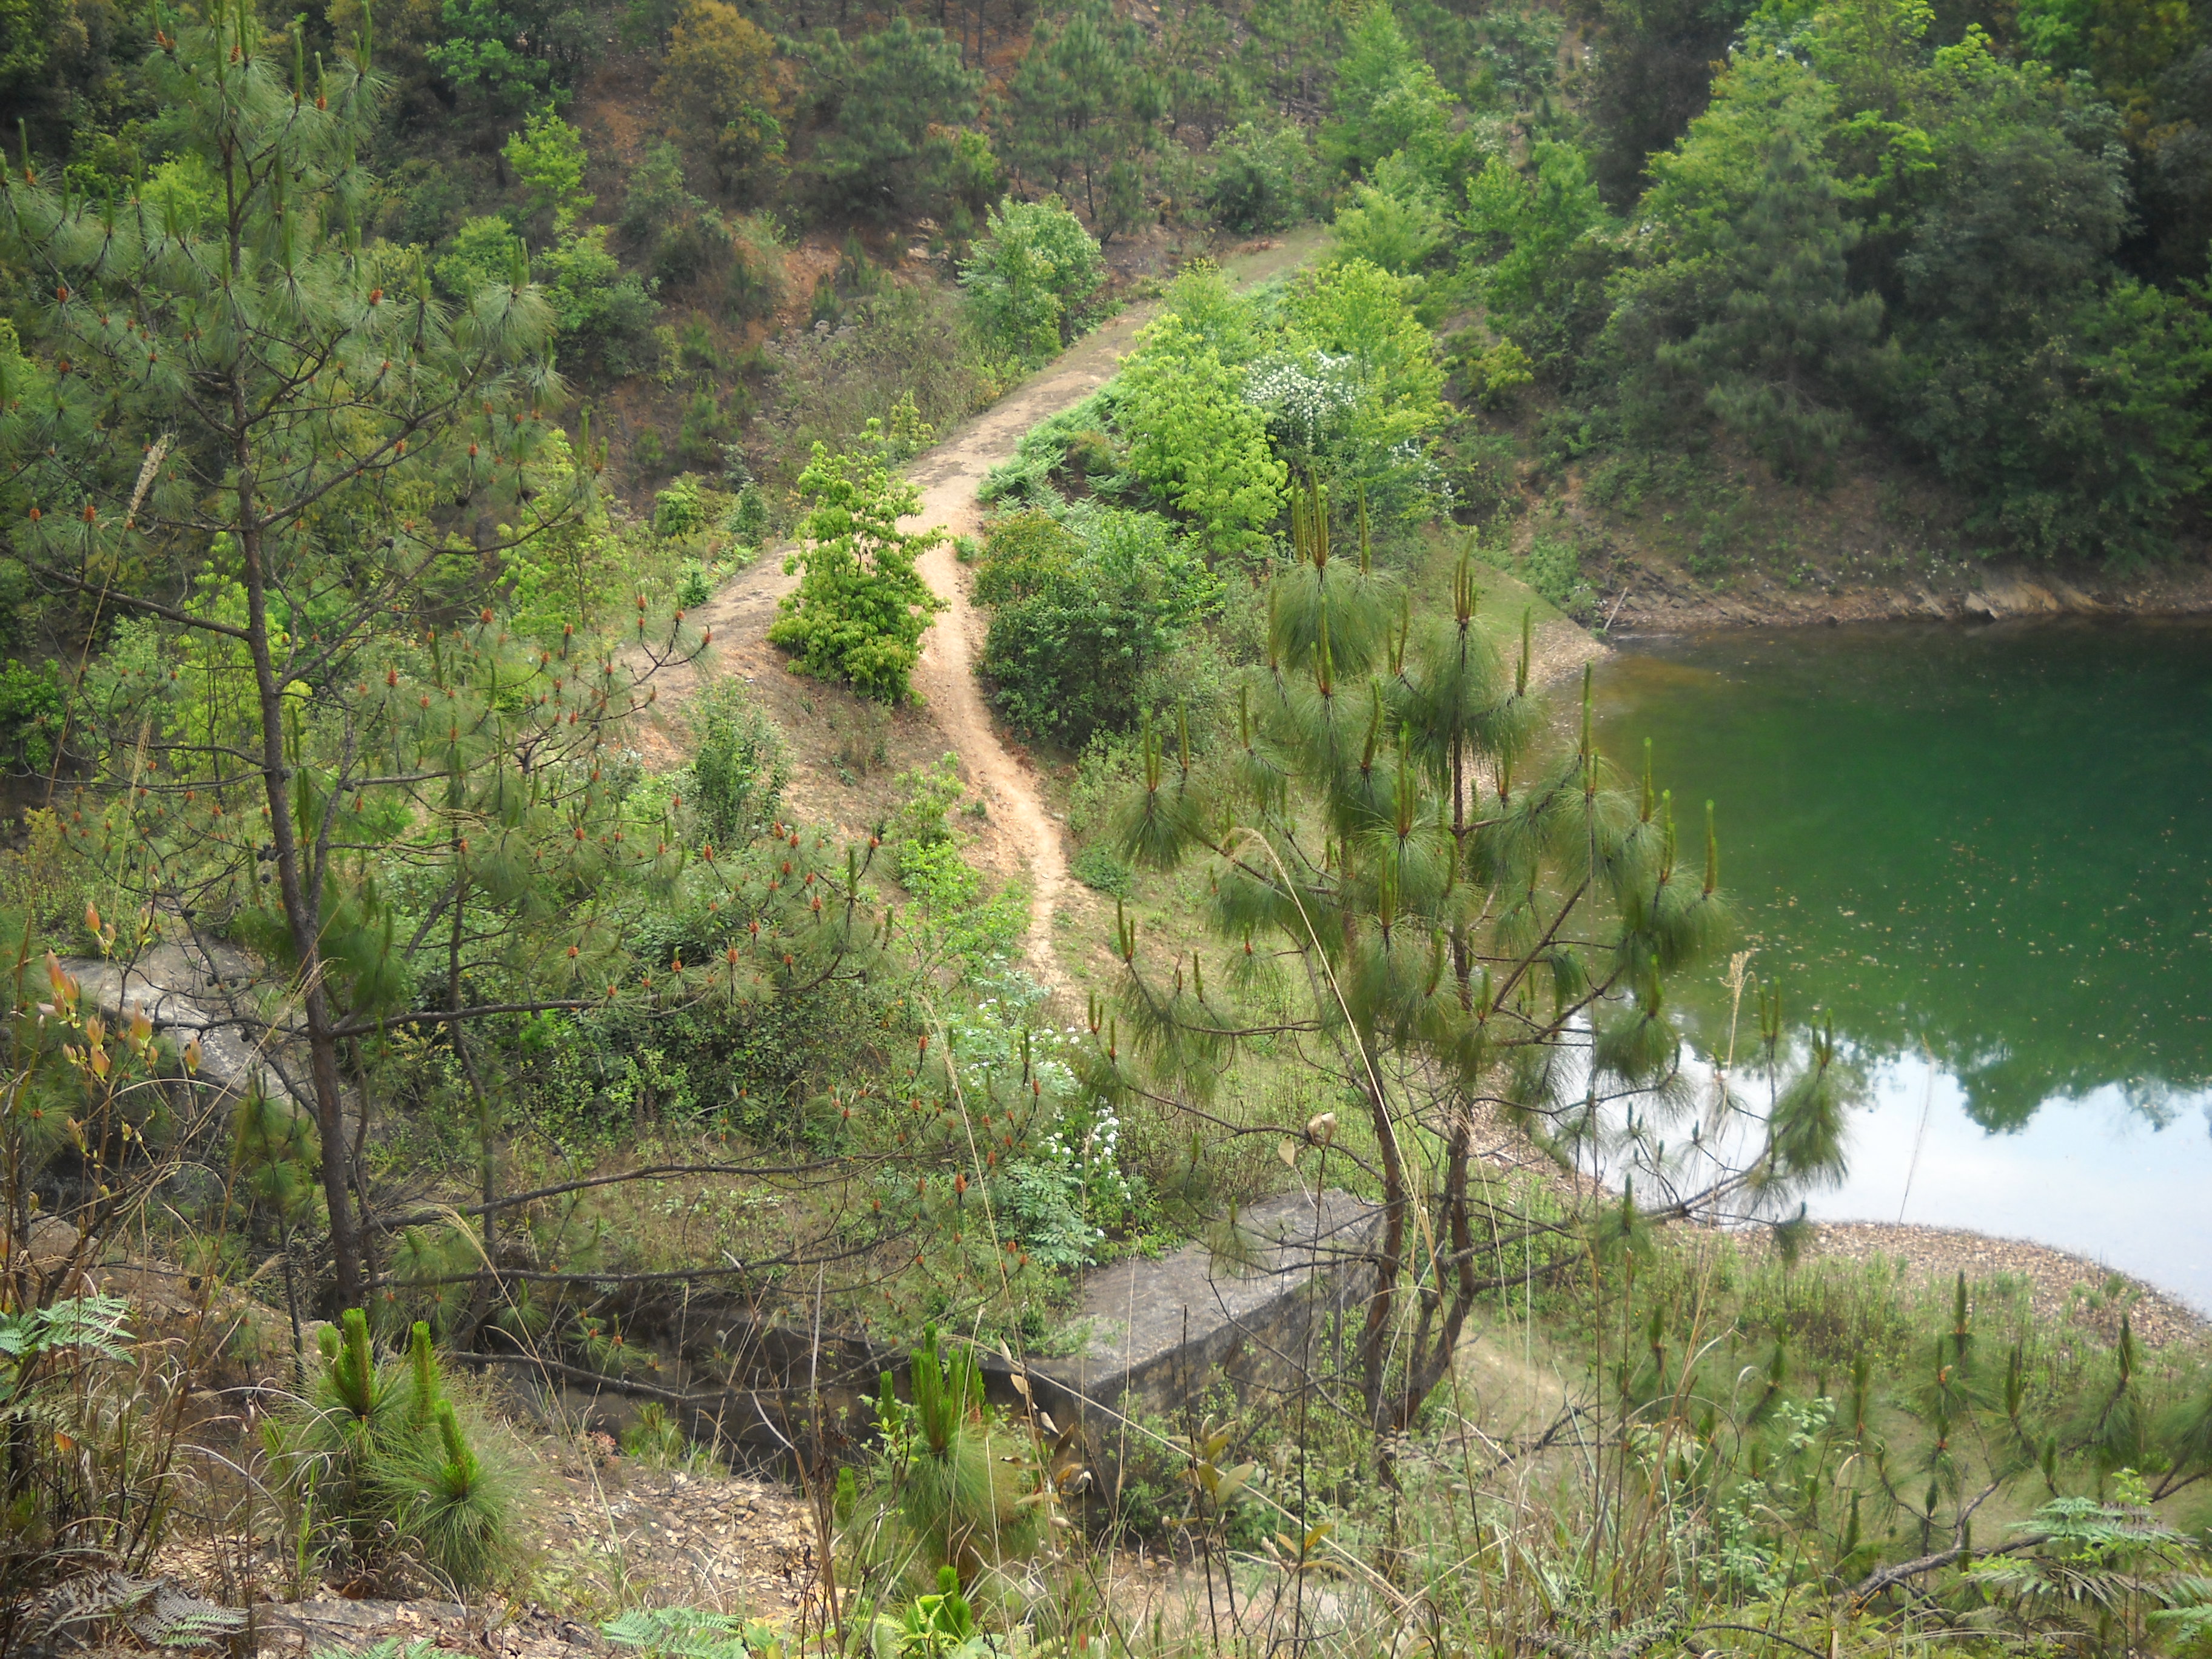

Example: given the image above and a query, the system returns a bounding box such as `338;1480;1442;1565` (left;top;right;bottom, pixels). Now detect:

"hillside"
7;0;2212;1650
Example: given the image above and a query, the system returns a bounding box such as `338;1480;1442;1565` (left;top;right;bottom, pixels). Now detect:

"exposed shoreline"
1804;1221;2207;1349
1473;1114;2207;1350
1599;552;2212;634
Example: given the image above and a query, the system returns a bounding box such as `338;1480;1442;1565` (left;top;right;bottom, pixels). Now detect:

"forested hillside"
6;0;2204;604
4;0;2212;1651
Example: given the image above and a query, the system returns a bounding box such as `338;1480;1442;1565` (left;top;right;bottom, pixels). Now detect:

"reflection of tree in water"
1598;618;2212;1142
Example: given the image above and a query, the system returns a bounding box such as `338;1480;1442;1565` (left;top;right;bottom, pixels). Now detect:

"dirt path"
660;235;1324;989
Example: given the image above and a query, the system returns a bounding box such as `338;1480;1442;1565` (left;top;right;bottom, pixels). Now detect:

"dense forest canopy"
3;0;2204;587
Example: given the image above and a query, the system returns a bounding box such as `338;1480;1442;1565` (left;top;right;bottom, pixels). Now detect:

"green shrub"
0;659;64;774
726;483;769;545
973;505;1220;745
689;680;788;845
891;752;967;869
654;477;711;538
767;437;947;702
1518;534;1597;620
1204;120;1316;233
1069;843;1133;898
267;1312;517;1590
958;196;1103;370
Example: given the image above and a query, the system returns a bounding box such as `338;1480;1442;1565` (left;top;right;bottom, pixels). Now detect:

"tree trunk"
1354;1061;1406;1439
233;436;365;1309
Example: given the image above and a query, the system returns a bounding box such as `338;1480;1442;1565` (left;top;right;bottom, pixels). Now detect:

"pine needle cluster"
266;1310;517;1591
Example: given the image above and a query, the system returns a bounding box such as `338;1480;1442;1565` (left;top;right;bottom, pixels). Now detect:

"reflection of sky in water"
1590;621;2212;1316
1815;1054;2212;1312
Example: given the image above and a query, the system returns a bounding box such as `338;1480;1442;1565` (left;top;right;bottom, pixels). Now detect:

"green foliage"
1566;7;2212;557
0;657;63;773
1584;0;1762;203
1518;535;1597;618
1329;150;1451;278
604;1609;784;1658
233;1091;323;1234
430;0;555;115
1461;142;1616;369
852;1329;1044;1584
435;213;527;304
891;752;968;865
874;1566;987;1657
1205;120;1319;233
768;440;947;702
655;477;713;538
958;197;1104;370
800;18;984;221
1007;0;1163;229
269;1314;517;1587
1070;843;1134;897
504;109;595;235
1279;258;1450;519
656;0;789;201
977;384;1127;506
1119;313;1287;557
1320;4;1464;187
1655;128;1891;474
537;228;662;378
974;505;1221;743
688;680;789;845
0;1295;132;1372
728;483;771;545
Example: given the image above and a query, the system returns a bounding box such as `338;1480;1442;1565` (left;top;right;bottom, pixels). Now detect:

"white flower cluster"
1387;435;1455;512
1244;352;1360;451
1031;1091;1132;1235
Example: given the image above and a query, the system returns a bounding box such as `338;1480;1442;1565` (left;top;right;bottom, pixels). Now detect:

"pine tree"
1090;495;1851;1446
1659;132;1890;475
0;1;703;1302
802;17;980;221
1005;0;1161;223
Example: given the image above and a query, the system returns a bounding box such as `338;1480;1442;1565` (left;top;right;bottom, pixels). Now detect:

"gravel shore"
1806;1221;2207;1350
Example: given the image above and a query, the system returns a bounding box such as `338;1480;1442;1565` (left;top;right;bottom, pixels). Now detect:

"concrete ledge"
1023;1188;1379;1450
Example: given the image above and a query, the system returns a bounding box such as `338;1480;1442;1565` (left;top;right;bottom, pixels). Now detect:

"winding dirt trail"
660;236;1324;990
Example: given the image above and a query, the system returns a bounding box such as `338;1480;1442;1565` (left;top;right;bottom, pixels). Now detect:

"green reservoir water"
1594;618;2212;1309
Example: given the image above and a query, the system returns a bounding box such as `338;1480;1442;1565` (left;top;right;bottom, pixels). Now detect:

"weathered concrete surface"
517;1189;1380;1488
1024;1188;1380;1441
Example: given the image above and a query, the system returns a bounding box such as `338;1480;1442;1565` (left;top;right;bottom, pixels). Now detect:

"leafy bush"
654;476;712;538
1118;312;1287;557
689;679;789;844
891;752;967;869
767;437;947;702
0;657;64;773
958;196;1104;370
1518;534;1598;619
973;506;1219;744
976;384;1127;506
897;838;1028;965
726;483;770;545
538;227;662;380
1069;842;1134;898
1204;120;1318;233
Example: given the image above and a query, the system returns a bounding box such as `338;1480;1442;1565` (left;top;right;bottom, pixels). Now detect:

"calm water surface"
1594;618;2212;1309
